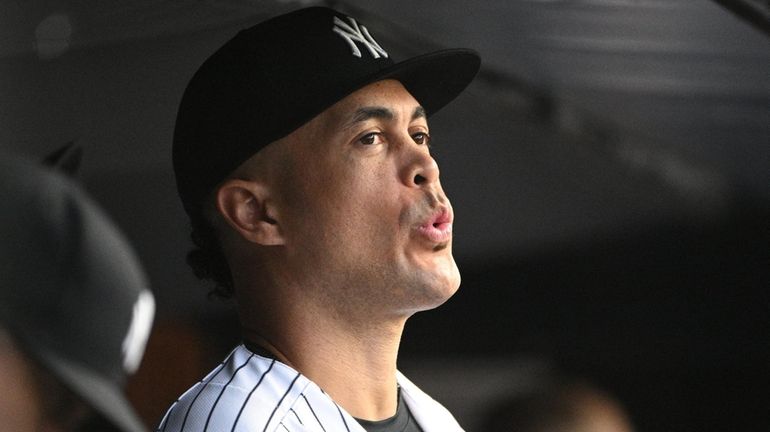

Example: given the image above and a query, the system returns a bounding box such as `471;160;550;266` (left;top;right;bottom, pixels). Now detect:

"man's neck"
240;301;406;421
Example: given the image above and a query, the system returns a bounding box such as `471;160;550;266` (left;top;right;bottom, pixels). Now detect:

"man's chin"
416;263;462;310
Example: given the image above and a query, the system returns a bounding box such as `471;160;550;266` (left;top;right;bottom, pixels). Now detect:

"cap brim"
33;346;147;432
356;48;481;116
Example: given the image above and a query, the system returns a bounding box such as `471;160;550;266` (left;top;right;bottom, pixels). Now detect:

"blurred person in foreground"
483;378;635;432
0;154;155;431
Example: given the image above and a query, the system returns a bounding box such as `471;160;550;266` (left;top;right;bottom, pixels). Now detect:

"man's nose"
400;144;440;188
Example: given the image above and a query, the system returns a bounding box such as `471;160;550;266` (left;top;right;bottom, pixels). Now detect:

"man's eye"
359;132;380;145
412;132;431;145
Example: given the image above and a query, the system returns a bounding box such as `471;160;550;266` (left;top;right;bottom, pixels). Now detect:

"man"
0;154;155;431
159;6;479;431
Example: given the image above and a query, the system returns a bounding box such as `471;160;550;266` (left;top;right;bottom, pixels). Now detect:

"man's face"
270;79;460;318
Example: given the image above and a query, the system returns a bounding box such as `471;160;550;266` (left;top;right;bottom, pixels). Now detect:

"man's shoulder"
157;345;350;432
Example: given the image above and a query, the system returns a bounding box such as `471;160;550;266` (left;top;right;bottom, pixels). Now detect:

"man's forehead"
262;80;426;159
325;80;426;126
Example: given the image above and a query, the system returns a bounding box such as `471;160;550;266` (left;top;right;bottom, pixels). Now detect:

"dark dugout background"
1;1;768;431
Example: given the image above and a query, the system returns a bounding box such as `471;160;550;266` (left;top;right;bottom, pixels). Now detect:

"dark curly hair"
186;215;235;298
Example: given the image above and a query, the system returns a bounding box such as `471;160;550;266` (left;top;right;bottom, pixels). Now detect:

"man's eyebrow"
343;105;427;129
345;107;393;129
412;106;427;121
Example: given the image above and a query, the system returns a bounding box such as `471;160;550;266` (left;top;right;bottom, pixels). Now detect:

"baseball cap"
173;6;481;220
0;154;155;432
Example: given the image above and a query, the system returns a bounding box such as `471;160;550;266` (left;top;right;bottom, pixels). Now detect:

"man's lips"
415;208;453;244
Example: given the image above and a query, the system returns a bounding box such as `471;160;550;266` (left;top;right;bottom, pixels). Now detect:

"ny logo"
332;16;389;59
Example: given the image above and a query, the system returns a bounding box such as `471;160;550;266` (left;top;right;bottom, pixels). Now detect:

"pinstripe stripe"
263;372;301;432
203;353;256;431
334;403;351;432
178;350;236;431
157;400;178;432
230;359;276;432
302;393;327;432
318;387;353;432
289;408;303;425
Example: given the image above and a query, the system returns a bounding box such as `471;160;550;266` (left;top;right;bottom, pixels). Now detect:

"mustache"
402;192;452;226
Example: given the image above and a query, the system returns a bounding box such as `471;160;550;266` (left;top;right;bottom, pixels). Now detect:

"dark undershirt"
243;341;424;432
355;387;424;432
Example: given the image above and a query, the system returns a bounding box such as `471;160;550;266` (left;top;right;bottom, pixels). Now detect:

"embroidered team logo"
121;289;155;374
332;16;388;59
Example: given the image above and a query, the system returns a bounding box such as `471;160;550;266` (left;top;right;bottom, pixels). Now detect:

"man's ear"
215;179;284;246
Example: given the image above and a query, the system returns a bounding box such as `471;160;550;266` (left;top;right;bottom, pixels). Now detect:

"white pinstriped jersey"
157;344;464;432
